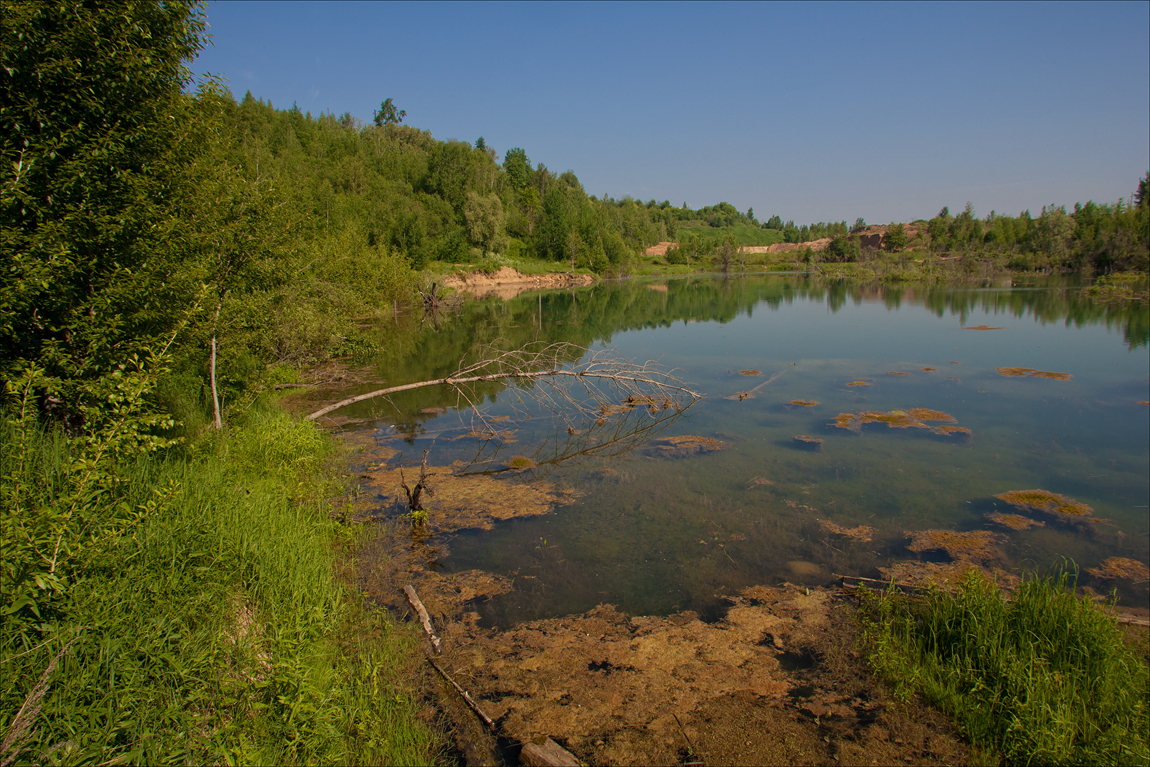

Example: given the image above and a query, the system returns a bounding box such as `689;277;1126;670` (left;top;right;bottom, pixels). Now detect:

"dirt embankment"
442;267;595;299
647;225;925;259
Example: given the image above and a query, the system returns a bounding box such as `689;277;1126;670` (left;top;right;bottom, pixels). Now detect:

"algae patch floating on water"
739;369;761;376
817;519;875;542
363;461;577;532
831;408;969;437
995;367;1072;381
845;380;872;387
878;560;1018;591
994;489;1094;521
963;325;1004;330
905;529;1001;562
788;400;820;407
986;512;1046;530
1087;557;1150;582
647;434;730;459
792;435;823;450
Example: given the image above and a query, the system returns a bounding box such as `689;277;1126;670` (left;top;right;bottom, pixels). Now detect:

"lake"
336;274;1149;627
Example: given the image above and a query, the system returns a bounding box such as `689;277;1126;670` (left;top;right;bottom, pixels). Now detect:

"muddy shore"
441;267;596;300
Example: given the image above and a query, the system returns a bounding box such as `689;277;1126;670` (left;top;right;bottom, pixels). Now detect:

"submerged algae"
647;434;730;459
831;408;969;436
995;489;1094;520
996;367;1073;381
986;512;1046;531
905;529;1001;562
1087;557;1150;582
817;519;875;542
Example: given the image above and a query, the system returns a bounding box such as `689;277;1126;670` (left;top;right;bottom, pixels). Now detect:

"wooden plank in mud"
520;737;580;767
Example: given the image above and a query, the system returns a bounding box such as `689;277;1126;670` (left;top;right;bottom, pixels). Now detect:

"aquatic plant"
878;560;995;591
738;369;761;376
887;371;910;375
507;456;538;471
921;367;937;371
831;408;969;436
787;399;820;407
986;512;1045;530
906;408;957;422
817;519;875;541
1086;557;1150;582
792;435;823;449
995;367;1072;380
846;380;872;387
647;434;729;459
746;476;774;488
905;529;1000;562
994;489;1094;520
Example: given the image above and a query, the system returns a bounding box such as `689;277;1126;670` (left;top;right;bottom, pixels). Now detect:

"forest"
1;1;1148;764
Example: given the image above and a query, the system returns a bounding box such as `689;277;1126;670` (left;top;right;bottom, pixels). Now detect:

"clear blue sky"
192;1;1149;226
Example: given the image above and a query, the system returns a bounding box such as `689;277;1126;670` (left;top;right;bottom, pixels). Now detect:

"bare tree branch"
305;342;701;422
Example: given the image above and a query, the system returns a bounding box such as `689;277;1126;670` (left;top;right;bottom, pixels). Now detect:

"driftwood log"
305;342;701;422
403;585;441;654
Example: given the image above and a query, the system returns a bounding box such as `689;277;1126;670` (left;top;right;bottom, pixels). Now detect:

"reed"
858;566;1149;766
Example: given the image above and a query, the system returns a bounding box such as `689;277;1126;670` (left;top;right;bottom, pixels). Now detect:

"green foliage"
922;184;1149;274
1;0;208;401
372;97;406;127
858;568;1150;766
884;223;908;252
464;190;508;254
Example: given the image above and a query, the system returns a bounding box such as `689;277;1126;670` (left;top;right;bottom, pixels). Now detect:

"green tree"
372;97;405;127
503;147;530;190
1;0;208;410
464;191;508;255
884;223;908;252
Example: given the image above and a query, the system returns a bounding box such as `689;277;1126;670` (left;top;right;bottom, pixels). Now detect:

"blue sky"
192;1;1149;225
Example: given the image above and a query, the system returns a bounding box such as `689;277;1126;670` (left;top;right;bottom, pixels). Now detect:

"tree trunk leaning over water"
305;342;702;422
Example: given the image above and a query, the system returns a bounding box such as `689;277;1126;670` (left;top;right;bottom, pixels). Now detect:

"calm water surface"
343;275;1150;625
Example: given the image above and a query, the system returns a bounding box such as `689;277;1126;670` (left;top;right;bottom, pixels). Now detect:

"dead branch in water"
305;341;702;422
403;585;441;654
427;656;493;727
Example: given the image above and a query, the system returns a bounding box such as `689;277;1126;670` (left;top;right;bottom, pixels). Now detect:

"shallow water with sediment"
325;274;1149;627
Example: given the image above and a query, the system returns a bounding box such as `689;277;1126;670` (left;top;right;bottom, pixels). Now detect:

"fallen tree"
305;342;702;422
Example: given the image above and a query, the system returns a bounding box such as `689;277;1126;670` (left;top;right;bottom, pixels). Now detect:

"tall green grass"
1;399;443;765
858;568;1149;766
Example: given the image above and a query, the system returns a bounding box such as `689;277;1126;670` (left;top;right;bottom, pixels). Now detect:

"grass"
858;567;1149;766
1;399;445;766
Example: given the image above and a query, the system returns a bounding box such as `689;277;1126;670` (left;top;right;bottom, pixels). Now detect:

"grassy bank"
1;390;444;765
858;569;1149;766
